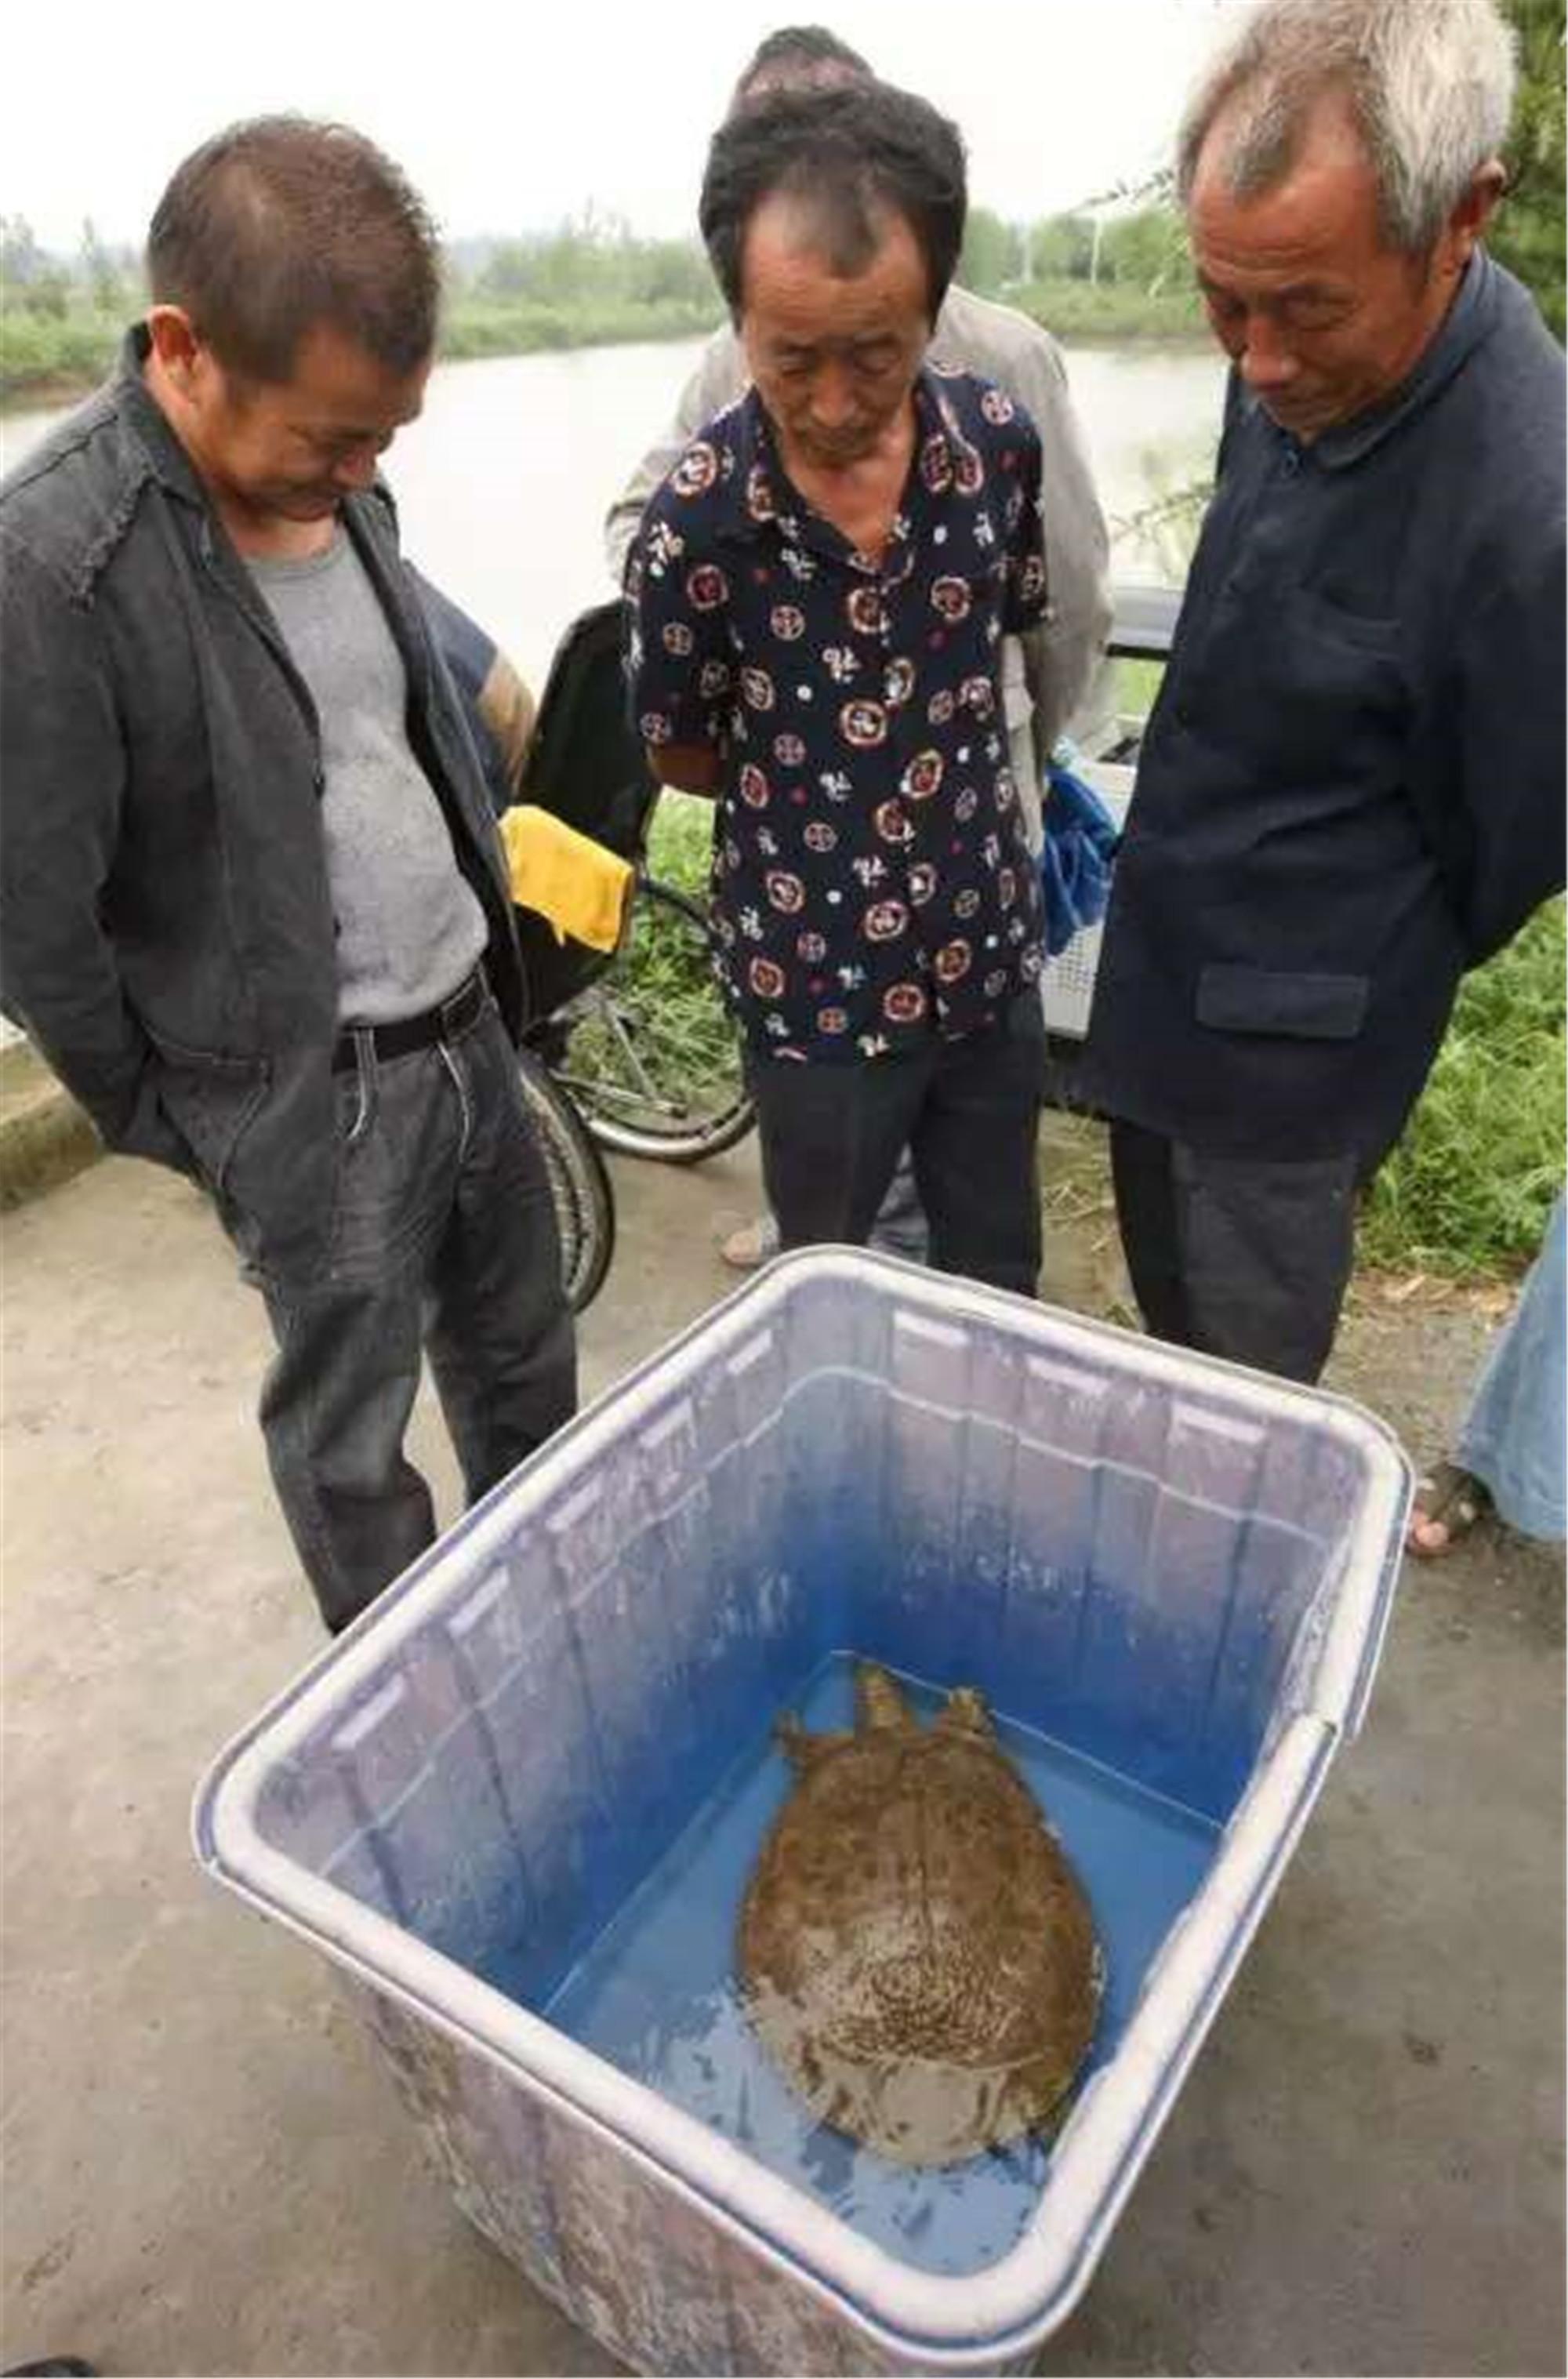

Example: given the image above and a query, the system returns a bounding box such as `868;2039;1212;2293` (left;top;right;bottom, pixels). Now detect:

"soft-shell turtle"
738;1664;1100;2166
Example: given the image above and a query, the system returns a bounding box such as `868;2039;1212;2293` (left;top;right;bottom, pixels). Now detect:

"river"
0;336;1224;691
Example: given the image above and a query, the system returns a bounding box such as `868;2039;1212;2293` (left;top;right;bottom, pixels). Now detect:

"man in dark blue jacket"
1081;0;1565;1383
0;119;575;1631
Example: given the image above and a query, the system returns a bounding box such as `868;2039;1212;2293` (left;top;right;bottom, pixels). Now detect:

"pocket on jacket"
1196;963;1370;1041
146;1030;270;1192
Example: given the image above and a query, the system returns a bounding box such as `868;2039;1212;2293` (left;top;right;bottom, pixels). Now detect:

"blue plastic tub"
194;1251;1410;2374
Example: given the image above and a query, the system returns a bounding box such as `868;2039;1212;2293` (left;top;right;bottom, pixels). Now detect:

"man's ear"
1453;158;1508;260
146;303;204;395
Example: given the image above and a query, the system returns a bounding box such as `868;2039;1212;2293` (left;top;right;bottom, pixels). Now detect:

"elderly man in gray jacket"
607;24;1112;1265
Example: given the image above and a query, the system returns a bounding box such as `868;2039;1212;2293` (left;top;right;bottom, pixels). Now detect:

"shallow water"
477;1649;1220;2278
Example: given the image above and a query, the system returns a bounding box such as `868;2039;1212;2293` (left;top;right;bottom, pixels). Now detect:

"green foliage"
644;790;713;899
471;214;720;313
439;295;723;363
0;303;118;394
1095;209;1195;294
1011;274;1207;342
78;217;129;316
1361;901;1566;1277
1491;0;1566;337
1026;214;1097;282
959;205;1021;296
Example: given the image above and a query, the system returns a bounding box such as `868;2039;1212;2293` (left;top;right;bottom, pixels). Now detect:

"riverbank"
0;299;728;409
0;278;1210;408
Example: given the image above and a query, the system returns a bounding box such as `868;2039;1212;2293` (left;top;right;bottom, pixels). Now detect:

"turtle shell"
738;1665;1100;2166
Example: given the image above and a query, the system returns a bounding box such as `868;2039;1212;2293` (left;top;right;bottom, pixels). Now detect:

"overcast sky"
4;0;1232;256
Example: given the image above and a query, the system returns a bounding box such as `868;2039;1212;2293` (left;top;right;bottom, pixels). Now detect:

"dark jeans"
1109;1119;1362;1385
253;1001;576;1632
749;997;1044;1298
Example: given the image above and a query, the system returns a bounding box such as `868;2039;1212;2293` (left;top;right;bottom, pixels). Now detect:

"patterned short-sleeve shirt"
625;367;1049;1062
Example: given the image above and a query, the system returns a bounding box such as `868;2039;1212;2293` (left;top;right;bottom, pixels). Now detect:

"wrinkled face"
1189;91;1486;441
739;194;931;471
174;318;430;522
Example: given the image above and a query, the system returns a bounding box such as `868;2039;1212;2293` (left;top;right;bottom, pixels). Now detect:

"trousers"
749;997;1044;1298
1457;1190;1566;1539
1109;1119;1363;1385
252;999;576;1632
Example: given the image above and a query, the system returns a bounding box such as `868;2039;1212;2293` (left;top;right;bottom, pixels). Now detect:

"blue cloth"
626;370;1050;1062
1039;761;1118;956
1457;1190;1566;1541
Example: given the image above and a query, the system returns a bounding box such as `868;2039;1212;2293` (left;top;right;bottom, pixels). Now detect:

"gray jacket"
0;330;524;1286
604;283;1113;806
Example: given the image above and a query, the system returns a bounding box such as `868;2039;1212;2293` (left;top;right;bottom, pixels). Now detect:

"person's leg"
749;1048;928;1252
723;1143;929;1270
1109;1120;1194;1346
256;1034;468;1633
909;995;1044;1298
867;1146;931;1264
1454;1189;1566;1541
422;1006;578;1505
1129;1140;1360;1384
259;1268;435;1634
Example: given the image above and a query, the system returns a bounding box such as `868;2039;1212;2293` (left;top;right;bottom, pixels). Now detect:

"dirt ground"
2;1119;1563;2377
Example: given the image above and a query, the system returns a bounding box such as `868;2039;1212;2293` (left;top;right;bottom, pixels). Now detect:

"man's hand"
649;744;723;798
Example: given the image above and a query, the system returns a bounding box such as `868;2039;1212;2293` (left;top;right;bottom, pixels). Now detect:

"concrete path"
2;1133;1562;2376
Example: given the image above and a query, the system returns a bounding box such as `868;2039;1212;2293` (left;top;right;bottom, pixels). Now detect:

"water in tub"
477;1653;1221;2279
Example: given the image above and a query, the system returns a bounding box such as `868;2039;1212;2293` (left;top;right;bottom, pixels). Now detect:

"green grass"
440;295;724;361
1360;899;1566;1279
557;789;739;1135
644;788;714;899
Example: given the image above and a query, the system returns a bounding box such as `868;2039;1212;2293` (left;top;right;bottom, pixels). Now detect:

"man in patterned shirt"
626;81;1050;1296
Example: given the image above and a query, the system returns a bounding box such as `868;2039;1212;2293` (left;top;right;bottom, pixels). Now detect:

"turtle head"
855;1665;918;1733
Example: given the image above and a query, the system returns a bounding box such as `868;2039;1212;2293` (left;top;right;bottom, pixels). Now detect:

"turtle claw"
776;1713;854;1771
937;1684;995;1739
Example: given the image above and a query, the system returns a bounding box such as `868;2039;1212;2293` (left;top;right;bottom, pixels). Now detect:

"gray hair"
1177;0;1518;252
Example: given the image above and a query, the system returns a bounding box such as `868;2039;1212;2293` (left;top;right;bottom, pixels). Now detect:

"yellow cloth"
499;805;632;953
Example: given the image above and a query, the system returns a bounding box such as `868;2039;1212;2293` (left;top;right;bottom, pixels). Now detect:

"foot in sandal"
1407;1460;1494;1557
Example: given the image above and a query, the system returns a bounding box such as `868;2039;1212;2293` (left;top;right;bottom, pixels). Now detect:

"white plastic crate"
1040;750;1135;1042
195;1253;1410;2376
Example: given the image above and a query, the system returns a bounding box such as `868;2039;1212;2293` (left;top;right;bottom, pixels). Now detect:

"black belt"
332;969;487;1073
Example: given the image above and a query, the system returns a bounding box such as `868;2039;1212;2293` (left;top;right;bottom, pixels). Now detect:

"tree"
79;217;126;314
1096;207;1194;293
1491;0;1566;338
1;214;44;289
959;205;1018;296
1026;213;1095;282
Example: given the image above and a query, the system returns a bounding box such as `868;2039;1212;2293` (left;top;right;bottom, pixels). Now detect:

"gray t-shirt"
249;531;488;1025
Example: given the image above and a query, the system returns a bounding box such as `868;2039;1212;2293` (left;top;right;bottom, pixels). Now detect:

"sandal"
1406;1461;1493;1558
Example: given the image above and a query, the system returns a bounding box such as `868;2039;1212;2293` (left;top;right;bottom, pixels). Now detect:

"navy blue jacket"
1082;256;1566;1165
0;330;525;1286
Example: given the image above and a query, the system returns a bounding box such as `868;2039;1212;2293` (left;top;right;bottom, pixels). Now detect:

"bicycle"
544;862;755;1164
513;1041;615;1315
506;601;755;1306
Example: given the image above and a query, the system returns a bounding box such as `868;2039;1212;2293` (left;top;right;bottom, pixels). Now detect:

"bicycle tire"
554;877;757;1165
515;1044;615;1313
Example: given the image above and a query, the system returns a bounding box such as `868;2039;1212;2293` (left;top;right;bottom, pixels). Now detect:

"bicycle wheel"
515;1044;615;1313
554;877;757;1164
